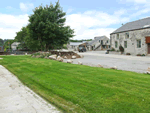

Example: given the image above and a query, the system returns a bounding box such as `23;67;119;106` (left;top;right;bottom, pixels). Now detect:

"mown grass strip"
0;55;150;113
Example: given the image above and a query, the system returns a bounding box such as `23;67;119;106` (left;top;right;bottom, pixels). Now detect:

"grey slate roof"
111;17;150;34
69;42;83;46
88;36;108;46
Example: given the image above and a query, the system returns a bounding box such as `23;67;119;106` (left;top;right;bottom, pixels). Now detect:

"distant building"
87;36;110;51
11;42;20;51
67;42;83;51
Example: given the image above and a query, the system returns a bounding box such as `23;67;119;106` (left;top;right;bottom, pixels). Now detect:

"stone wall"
110;29;150;55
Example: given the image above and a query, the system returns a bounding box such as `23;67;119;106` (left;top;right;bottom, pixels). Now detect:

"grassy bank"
0;55;150;113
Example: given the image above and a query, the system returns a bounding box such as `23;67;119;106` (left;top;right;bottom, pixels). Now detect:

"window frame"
124;41;127;48
117;34;119;39
125;32;129;39
115;41;118;48
137;39;141;48
101;40;103;45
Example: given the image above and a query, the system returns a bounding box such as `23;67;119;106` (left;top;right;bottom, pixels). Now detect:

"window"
125;32;129;39
124;41;127;48
117;34;119;39
99;40;101;43
101;40;103;45
137;40;141;48
115;41;118;48
107;40;108;43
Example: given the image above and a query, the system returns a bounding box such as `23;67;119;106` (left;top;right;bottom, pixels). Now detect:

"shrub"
116;50;120;52
126;53;131;55
110;48;115;51
141;54;145;56
119;45;124;54
137;54;141;56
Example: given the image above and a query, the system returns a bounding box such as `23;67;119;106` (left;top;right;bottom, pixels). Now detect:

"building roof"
69;42;83;46
88;36;108;46
11;42;20;46
111;17;150;34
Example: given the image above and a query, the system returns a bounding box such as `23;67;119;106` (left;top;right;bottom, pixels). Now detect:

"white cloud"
0;14;29;39
121;0;148;4
67;8;74;14
20;3;34;12
6;6;12;9
66;10;129;40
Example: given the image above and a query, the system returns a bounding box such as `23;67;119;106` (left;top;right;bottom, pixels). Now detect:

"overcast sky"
0;0;150;40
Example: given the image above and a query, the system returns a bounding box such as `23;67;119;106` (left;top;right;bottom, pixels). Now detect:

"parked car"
78;46;86;52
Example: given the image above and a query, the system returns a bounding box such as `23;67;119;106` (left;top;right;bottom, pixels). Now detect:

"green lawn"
0;55;150;113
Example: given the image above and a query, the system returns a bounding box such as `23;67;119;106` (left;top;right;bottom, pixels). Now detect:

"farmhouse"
110;17;150;55
87;36;110;51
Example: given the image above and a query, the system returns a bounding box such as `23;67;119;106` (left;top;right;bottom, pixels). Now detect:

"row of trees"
15;1;74;51
69;39;92;42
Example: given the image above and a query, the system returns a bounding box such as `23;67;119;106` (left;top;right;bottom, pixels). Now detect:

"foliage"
110;47;115;51
69;39;92;42
137;54;142;56
15;26;41;51
28;2;74;51
119;45;124;54
32;52;51;57
0;39;4;46
126;53;131;55
141;54;145;56
4;39;16;50
0;56;150;112
116;50;120;52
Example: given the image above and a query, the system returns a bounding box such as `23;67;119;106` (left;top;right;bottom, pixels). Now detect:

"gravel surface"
64;51;150;73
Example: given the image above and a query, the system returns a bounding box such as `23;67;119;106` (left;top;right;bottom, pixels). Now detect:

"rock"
64;56;67;59
72;56;76;59
36;55;41;58
110;66;117;70
146;67;150;74
44;56;48;59
57;56;63;62
80;55;84;58
25;53;28;55
49;55;57;60
67;60;73;64
78;61;83;65
0;58;3;59
97;64;103;68
32;55;35;58
145;71;150;74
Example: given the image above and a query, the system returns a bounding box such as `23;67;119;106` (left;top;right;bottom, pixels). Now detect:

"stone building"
87;36;110;51
110;17;150;55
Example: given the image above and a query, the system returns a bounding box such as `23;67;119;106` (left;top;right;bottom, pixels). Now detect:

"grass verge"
0;55;150;113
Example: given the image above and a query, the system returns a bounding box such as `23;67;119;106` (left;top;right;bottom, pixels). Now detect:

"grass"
0;55;150;113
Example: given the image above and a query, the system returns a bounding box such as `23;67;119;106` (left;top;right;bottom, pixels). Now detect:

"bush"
119;45;124;54
116;50;120;52
110;48;115;51
126;53;131;55
141;54;145;56
137;54;141;56
31;52;51;58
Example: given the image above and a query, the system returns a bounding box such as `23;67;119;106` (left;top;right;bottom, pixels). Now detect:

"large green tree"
28;1;74;51
15;26;41;51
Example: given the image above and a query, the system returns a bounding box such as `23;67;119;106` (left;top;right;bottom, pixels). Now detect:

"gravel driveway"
64;51;150;73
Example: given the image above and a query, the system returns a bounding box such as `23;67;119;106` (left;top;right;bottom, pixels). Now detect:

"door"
148;43;150;54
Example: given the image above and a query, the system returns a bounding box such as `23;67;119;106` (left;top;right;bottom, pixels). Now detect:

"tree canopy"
15;1;74;51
